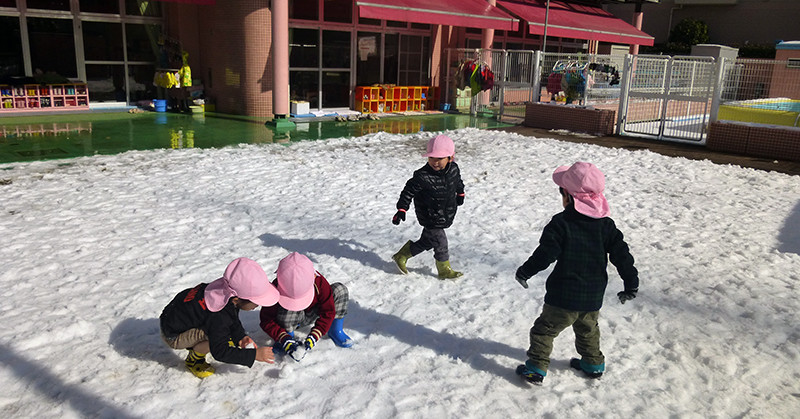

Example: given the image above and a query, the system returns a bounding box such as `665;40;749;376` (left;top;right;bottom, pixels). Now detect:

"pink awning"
356;0;519;31
498;0;654;46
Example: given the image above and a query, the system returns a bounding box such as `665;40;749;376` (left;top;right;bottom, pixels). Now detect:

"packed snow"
1;127;799;418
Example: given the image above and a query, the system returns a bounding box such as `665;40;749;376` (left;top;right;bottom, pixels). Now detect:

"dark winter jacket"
259;272;336;344
516;205;639;312
160;283;257;367
396;161;464;229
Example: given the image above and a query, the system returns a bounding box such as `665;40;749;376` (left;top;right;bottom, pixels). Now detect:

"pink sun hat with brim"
276;252;316;311
552;162;611;219
204;257;280;312
422;134;455;158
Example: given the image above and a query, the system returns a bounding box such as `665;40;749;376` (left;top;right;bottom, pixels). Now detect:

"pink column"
481;0;496;50
431;25;443;87
629;11;643;55
479;0;496;110
272;0;290;118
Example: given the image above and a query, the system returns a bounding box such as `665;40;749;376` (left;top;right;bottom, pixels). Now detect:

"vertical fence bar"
616;54;634;135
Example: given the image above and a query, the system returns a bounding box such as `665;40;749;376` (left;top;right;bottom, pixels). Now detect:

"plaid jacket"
259;272;335;344
516;205;639;312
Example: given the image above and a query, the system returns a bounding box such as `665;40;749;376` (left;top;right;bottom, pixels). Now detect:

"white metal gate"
617;55;722;144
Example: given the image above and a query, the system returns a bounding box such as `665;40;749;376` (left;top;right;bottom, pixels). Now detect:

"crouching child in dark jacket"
160;257;280;378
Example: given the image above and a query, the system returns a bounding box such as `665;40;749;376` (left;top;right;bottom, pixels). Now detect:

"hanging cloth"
469;64;481;96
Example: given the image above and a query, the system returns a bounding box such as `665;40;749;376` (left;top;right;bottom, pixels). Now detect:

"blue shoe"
570;358;604;379
328;318;354;348
516;361;546;385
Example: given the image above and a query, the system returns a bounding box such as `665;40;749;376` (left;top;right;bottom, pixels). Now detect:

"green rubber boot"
436;260;463;279
392;241;414;274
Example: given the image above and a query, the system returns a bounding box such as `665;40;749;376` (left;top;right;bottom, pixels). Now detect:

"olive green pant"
526;304;604;372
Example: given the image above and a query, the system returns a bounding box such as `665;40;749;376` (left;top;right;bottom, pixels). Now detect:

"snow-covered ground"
1;128;799;418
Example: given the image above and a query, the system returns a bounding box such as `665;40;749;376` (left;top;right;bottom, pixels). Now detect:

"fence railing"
719;58;800;128
445;49;800;129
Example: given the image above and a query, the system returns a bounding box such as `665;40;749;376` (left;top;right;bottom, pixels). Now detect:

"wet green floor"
0;111;513;164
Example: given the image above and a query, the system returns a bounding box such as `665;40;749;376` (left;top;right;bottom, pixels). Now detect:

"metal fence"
444;48;800;135
719;58;800;128
444;49;627;121
617;55;719;143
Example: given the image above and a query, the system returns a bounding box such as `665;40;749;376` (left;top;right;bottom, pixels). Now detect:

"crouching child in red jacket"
260;252;353;362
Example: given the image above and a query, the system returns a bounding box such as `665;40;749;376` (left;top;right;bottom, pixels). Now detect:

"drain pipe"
667;5;683;42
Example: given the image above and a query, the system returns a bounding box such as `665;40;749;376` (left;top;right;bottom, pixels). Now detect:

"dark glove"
457;194;465;206
304;335;317;351
281;338;305;361
617;289;638;304
516;275;529;289
392;209;406;225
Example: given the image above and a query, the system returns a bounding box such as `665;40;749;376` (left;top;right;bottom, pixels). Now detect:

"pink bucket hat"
422;134;455;158
552;162;610;219
276;252;316;311
204;257;280;312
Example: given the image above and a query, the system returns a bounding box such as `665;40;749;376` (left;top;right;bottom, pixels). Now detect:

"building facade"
2;0;657;117
605;0;800;47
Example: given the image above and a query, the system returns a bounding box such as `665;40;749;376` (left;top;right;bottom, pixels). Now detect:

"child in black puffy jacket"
391;134;465;279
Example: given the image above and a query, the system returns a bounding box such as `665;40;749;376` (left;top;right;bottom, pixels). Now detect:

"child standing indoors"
159;257;281;378
392;134;465;279
514;162;639;385
260;252;354;362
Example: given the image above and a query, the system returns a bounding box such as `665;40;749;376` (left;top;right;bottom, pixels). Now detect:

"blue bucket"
154;99;167;113
440;103;451;111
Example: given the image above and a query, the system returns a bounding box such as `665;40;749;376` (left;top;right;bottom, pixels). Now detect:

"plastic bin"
154;99;167;112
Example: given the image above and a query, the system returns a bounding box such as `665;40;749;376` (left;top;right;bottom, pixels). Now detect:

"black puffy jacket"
396;161;464;229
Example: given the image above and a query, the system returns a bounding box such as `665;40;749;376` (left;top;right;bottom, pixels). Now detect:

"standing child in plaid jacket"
391;134;465;279
514;162;639;385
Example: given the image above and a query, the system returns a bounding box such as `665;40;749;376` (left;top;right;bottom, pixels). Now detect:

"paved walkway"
493;125;800;176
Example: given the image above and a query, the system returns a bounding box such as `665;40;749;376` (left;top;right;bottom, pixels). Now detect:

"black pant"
410;227;449;261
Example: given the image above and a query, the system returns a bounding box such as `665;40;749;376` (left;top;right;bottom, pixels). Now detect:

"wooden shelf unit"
1;83;90;113
354;86;439;114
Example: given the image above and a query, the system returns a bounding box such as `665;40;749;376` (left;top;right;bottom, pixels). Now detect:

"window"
290;28;319;68
28;17;77;78
322;71;349;107
83;21;124;61
80;0;119;14
0;16;23;77
290;70;319;107
383;33;398;83
126;23;160;63
27;0;69;11
127;64;155;101
290;0;319;21
86;64;125;102
125;0;161;17
357;32;381;85
324;0;351;23
322;30;350;69
398;35;429;86
788;59;800;69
